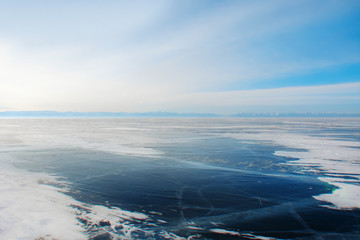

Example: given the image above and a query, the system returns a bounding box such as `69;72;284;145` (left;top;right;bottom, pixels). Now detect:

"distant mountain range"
0;111;219;118
0;111;359;118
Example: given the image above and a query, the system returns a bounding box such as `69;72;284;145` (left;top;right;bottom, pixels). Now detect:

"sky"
0;0;359;114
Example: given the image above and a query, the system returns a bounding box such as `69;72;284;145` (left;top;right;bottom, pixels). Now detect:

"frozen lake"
0;118;359;239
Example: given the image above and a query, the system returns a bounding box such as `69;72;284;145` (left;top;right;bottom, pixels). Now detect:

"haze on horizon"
0;0;359;114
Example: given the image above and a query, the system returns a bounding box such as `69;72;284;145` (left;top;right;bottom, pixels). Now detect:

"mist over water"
0;118;359;239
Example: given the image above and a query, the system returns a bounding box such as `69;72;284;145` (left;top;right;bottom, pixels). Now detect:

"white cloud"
0;1;359;112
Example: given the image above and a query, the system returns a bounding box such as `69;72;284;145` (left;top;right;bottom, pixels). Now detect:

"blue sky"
0;0;359;113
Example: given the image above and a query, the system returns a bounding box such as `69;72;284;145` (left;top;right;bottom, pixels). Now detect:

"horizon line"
0;110;360;118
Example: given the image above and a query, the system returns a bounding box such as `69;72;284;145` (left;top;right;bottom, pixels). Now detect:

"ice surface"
0;159;161;240
208;229;278;239
313;178;360;210
209;228;241;235
218;119;360;210
0;162;86;240
0;118;359;239
0;119;163;157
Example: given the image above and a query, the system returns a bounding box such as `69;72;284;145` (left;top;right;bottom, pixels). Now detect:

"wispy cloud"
146;82;360;113
0;0;359;112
